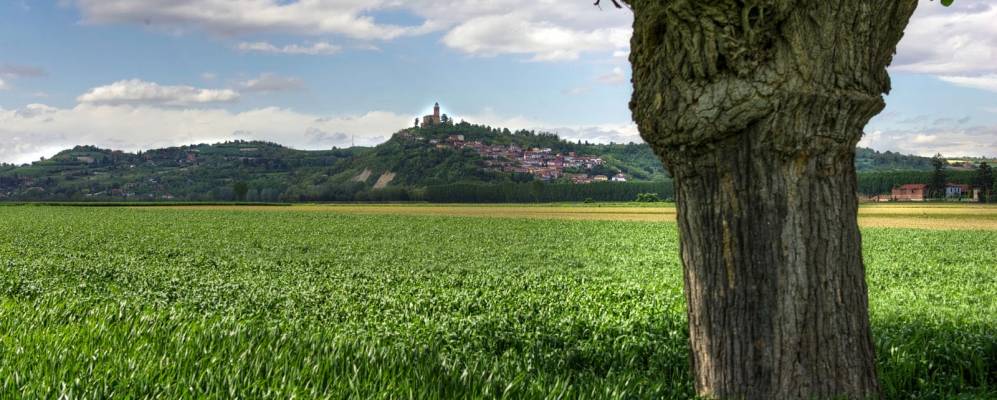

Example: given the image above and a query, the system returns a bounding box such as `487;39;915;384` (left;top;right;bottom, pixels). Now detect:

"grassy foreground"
1;206;994;398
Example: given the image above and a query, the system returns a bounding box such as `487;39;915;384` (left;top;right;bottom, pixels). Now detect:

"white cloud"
13;103;59;119
77;79;240;106
893;0;997;75
0;103;414;164
236;41;341;55
442;14;629;61
938;74;997;93
69;0;433;40
857;130;882;149
0;78;8;91
548;124;641;144
409;1;632;61
68;1;631;62
859;124;997;158
238;73;304;93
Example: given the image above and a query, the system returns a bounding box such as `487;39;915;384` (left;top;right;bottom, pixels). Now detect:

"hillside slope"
0;122;666;201
1;121;980;202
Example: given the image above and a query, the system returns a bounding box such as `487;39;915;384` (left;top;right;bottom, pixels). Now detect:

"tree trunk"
624;1;918;398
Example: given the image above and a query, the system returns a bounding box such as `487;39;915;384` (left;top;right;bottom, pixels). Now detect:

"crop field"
138;202;997;230
1;205;994;398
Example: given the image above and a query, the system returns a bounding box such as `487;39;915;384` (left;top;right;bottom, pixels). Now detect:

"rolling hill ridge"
0;121;974;202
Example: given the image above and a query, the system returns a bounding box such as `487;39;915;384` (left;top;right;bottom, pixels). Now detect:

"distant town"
400;132;624;183
403;102;626;184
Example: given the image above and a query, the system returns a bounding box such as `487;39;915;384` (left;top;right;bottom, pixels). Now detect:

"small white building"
945;184;970;198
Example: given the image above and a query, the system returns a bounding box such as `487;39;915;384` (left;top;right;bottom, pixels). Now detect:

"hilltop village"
428;134;622;183
404;103;626;184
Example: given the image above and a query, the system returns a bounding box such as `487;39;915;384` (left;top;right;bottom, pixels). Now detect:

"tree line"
423;181;674;203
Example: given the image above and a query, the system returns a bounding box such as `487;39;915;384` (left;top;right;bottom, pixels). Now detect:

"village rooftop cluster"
405;102;627;183
439;134;624;183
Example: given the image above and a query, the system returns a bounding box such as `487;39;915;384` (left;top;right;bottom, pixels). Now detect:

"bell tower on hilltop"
420;101;444;127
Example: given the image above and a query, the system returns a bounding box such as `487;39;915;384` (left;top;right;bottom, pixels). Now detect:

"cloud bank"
69;0;433;40
68;0;631;62
238;74;304;93
0;103;412;164
236;41;341;56
893;0;997;76
77;79;240;106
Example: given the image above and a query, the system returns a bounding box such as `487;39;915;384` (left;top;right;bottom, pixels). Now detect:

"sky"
0;0;995;164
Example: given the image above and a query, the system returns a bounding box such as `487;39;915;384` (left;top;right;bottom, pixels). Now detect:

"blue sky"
1;0;995;164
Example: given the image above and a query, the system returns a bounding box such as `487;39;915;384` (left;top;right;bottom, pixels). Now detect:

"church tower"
420;102;443;127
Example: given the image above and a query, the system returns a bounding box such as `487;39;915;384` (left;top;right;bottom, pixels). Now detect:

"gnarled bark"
624;1;918;398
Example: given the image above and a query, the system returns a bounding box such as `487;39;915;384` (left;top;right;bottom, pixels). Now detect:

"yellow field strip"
856;206;997;215
857;217;997;230
132;204;997;230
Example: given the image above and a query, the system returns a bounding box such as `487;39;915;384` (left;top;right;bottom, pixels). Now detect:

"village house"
945;183;971;198
569;174;593;184
891;184;927;201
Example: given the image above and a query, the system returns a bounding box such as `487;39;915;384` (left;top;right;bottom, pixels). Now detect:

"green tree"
634;192;660;202
617;0;937;398
930;154;947;199
233;181;249;201
975;162;993;203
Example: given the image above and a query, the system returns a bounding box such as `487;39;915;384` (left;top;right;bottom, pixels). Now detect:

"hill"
0;121;667;202
1;121;987;202
855;147;932;171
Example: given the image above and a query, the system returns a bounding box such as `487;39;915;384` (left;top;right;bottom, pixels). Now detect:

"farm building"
892;183;927;201
945;184;971;198
891;183;976;201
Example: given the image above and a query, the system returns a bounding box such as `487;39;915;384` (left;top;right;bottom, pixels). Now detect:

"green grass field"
1;206;994;398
